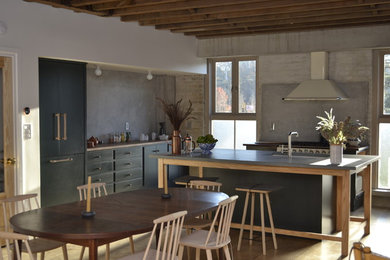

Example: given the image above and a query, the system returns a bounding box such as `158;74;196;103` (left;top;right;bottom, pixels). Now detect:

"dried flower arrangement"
157;98;195;130
316;108;369;145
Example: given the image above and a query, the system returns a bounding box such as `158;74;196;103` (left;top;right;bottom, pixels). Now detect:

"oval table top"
10;188;228;243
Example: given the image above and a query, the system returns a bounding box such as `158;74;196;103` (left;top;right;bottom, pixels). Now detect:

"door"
39;58;86;157
0;56;16;229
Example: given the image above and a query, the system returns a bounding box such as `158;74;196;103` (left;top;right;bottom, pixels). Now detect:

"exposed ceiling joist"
24;0;390;38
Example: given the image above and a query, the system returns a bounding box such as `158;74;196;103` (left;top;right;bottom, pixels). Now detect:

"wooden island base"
154;149;378;257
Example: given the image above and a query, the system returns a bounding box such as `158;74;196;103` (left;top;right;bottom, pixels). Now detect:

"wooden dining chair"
0;231;35;260
77;182;135;260
184;180;222;230
353;242;390;260
178;195;238;260
0;194;68;260
118;210;187;260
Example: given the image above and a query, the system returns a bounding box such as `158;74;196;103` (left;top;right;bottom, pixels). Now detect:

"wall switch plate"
125;122;130;131
23;124;32;139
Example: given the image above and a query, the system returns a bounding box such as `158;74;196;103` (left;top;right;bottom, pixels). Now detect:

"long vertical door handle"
55;113;60;140
62;113;67;140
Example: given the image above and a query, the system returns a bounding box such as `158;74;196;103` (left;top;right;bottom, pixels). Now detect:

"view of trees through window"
239;60;256;113
384;54;390;114
215;62;232;113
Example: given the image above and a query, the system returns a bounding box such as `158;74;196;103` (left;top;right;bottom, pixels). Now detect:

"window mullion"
232;59;239;115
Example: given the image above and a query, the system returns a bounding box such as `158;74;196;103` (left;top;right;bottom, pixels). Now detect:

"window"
378;53;390;189
210;58;258;150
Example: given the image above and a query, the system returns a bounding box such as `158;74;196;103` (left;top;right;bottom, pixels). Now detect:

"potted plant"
157;98;195;155
316;108;368;164
196;134;218;154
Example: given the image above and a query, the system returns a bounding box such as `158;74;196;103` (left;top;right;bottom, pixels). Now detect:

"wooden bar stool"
236;184;278;255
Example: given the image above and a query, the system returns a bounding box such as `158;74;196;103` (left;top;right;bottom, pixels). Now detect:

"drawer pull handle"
127;184;132;187
95;167;102;171
125;152;132;155
49;158;73;163
94;155;101;159
126;163;132;165
152;150;160;153
127;174;133;177
96;178;102;182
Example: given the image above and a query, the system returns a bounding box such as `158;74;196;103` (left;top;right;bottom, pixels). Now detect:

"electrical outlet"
125;122;130;131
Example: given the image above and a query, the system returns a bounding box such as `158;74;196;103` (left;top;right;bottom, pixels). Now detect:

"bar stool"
236;184;278;255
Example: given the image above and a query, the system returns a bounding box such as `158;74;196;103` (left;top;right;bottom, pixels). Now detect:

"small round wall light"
146;71;153;80
94;66;102;77
0;21;7;35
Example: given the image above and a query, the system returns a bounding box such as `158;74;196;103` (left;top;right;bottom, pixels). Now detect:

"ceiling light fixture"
94;66;102;77
146;71;153;80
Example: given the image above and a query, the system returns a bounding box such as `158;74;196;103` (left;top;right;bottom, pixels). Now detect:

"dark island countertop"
151;148;379;171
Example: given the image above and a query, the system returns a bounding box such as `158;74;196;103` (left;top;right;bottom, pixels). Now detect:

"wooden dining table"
10;188;228;260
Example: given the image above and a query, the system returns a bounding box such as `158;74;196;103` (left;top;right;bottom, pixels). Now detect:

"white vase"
330;144;343;165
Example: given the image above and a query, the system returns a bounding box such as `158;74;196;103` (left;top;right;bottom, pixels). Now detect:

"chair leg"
178;245;184;260
40;252;45;260
79;246;85;260
260;193;266;255
33;253;38;260
62;244;68;260
266;193;278;250
105;244;110;260
186;228;191;260
237;191;249;251
195;248;200;260
223;245;232;260
128;236;135;254
205;249;213;260
250;192;255;246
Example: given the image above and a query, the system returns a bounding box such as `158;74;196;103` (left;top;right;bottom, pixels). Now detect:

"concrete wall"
86;69;177;143
175;75;205;140
259;50;371;142
197;24;390;57
0;0;204;195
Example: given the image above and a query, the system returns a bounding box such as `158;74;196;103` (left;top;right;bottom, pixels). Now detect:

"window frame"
207;56;260;146
372;50;390;189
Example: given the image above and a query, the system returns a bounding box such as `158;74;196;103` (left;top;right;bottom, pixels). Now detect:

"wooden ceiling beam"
157;4;390;31
192;16;390;38
71;0;117;7
173;8;390;33
113;0;277;16
24;0;109;16
129;0;389;24
92;0;183;11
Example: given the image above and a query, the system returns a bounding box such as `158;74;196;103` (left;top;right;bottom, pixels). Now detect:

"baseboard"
373;189;390;209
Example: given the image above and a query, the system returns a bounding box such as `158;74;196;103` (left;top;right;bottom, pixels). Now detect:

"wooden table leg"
362;165;372;235
89;240;98;260
340;172;350;257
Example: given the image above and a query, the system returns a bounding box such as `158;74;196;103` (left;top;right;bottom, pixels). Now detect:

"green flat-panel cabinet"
39;58;86;207
143;143;167;188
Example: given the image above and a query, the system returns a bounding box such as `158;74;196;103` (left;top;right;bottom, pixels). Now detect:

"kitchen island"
151;149;379;257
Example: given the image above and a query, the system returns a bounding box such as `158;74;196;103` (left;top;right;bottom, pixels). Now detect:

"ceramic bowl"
198;143;216;154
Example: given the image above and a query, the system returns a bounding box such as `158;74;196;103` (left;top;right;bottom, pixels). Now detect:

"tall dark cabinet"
39;58;86;207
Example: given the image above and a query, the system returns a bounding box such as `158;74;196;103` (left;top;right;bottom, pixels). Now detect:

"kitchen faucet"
288;131;299;157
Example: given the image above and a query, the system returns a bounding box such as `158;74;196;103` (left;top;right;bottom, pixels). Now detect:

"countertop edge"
87;140;170;151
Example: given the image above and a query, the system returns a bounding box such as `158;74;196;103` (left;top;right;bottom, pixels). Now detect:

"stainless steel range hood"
283;52;348;101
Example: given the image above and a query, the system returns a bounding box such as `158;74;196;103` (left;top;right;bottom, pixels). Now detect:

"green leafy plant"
157;98;195;130
196;134;218;144
316;108;369;145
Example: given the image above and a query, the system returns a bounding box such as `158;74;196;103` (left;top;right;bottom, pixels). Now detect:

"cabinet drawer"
115;179;142;193
87;150;113;162
87;161;113;174
115;157;142;171
116;168;142;182
115;146;142;160
88;172;114;184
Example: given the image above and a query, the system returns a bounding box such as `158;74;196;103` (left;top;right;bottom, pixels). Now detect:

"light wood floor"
15;207;390;260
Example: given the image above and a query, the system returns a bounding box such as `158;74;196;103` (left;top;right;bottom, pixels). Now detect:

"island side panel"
204;168;335;234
